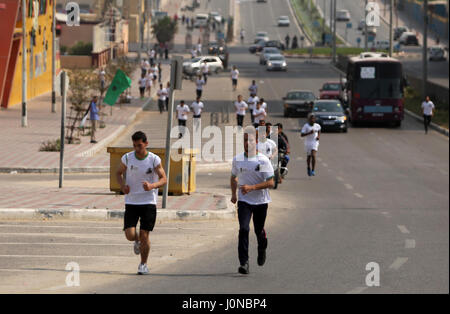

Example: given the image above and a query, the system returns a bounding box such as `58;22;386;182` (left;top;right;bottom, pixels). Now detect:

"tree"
152;16;178;44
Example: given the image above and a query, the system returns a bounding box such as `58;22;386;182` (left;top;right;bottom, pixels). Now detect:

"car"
394;26;409;40
278;16;290;27
374;40;390;50
312;100;348;133
209;11;223;24
256;0;267;2
265;40;285;51
249;39;267;53
357;19;366;31
254;31;269;43
259;47;282;64
336;9;351;22
319;82;345;101
283;90;316;117
182;56;224;75
429;46;447;61
266;55;288;71
208;41;227;55
194;13;209;28
399;32;419;46
363;26;377;36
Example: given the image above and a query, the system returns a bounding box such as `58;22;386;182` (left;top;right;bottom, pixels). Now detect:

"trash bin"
107;147;198;195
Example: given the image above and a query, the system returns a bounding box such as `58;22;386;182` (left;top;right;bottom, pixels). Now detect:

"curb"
287;0;313;46
404;109;449;137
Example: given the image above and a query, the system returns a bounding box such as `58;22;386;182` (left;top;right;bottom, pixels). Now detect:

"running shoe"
238;262;249;275
307;168;312;177
137;263;149;275
134;241;140;255
311;170;316;176
257;249;266;266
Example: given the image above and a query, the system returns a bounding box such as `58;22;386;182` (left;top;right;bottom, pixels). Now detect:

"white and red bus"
346;53;406;127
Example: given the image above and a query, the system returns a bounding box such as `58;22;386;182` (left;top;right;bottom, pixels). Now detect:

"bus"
346;53;407;127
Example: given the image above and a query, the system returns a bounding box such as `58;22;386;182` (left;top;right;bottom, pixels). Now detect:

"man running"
275;123;290;178
248;80;258;96
234;95;248;128
138;74;147;99
201;61;209;84
231;126;275;275
247;93;259;124
231;66;239;91
191;96;204;131
116;131;167;275
157;84;168;114
253;100;267;128
196;75;206;98
257;123;278;161
301;114;321;177
421;96;435;134
176;100;190;138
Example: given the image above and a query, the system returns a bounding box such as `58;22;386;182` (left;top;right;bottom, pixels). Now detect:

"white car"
194;13;209;28
183;56;224;74
266;55;287;71
374;40;390;50
336;9;351;21
254;31;269;43
209;11;222;24
260;47;282;65
278;16;290;27
429;46;447;61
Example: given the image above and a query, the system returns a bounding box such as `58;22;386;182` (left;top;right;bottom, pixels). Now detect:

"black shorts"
124;204;157;231
232;79;238;86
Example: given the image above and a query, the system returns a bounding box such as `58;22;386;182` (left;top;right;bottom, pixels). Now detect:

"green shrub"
69;41;93;55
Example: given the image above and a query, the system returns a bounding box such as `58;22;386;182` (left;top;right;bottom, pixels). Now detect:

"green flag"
103;69;132;106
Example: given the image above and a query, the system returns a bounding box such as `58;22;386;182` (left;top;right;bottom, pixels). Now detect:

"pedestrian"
257;122;278;162
145;71;153;97
157;62;162;83
260;98;268;112
182;14;186;24
230;126;275;275
165;82;171;111
247;93;259;124
138;74;147;99
116;131;167;275
248;80;258;96
234;94;248;128
231;65;239;91
191;47;198;59
196;74;206;98
99;68;106;94
87;96;100;143
301;113;321;177
152;64;159;84
176;100;190;138
141;59;147;76
275;123;290;179
149;48;156;66
253;100;267;128
292;35;298;49
240;29;245;43
197;40;202;55
191;96;204;131
421;96;435;134
285;34;290;50
201;61;209;83
164;43;169;60
157;84;167;114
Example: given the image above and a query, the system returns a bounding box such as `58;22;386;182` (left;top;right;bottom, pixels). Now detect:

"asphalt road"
0;0;448;294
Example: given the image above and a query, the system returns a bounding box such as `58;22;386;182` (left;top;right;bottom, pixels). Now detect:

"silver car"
259;47;281;65
266;55;287;71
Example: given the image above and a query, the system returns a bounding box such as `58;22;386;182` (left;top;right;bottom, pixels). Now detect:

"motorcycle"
273;150;289;190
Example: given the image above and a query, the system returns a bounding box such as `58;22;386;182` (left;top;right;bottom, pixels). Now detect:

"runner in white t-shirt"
234;95;248;127
201;61;210;84
157;84;168;114
421;96;435;134
145;72;153;97
176;100;190;138
248;80;258;96
231;66;239;91
231;126;275;275
257;123;278;161
196;75;206;98
301;114;321;177
138;74;147;99
191;97;204;131
253;100;267;128
247;94;259;124
116;131;167;275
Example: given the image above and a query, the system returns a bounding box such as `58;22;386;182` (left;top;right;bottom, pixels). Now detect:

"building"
0;0;57;109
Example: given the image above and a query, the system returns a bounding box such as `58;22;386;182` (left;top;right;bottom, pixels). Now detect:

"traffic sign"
346;22;352;29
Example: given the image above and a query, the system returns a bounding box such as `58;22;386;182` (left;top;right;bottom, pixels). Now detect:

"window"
39;0;47;15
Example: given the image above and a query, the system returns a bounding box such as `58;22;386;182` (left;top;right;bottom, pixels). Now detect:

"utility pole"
332;0;337;64
59;71;67;188
364;0;368;50
138;0;142;62
422;0;429;99
21;0;27;127
51;0;56;113
323;0;326;36
330;0;333;41
147;0;151;51
389;0;394;57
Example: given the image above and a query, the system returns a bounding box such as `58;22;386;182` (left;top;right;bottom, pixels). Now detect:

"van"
194;14;209;28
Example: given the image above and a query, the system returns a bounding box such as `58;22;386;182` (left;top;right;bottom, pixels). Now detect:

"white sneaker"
134;241;140;255
137;263;149;275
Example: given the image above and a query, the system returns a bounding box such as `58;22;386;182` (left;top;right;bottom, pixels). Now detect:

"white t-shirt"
231;69;239;80
301;123;321;146
257;139;277;160
157;88;167;101
121;151;161;205
261;102;268;111
191;101;204;116
202;63;209;74
150;50;156;58
139;77;147;88
196;78;206;90
145;75;153;87
144;60;150;69
231;153;274;205
176;104;190;120
247;96;260;111
422;101;435;116
235;101;248;116
253;108;266;124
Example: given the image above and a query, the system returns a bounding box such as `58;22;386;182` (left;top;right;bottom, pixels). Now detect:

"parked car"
394;26;409;40
429;46;447;61
249;39;267;53
260;47;282;65
194;13;209;28
283;90;316;117
374;40;390;50
336;9;351;22
209;11;223;24
266;55;288;71
357;19;365;31
399;32;419;46
319;82;345;101
254;31;269;43
183;56;224;75
312;100;348;133
277;16;290;27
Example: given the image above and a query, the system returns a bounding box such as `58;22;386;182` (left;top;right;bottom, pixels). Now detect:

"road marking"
389;257;408;270
354;193;364;198
317;157;323;162
322;163;328;167
344;184;354;190
397;225;410;234
405;239;416;249
336;176;344;182
346;286;368;294
296;157;303;161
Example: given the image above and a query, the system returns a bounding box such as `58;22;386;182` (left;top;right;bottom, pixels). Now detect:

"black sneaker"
257;249;266;266
238;262;249;275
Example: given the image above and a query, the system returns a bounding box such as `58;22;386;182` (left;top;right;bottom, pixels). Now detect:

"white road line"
397;225;410;234
405;239;416;249
336;176;344;182
389;257;409;271
346;286;368;294
317;157;323;162
322;163;328;167
344;184;354;190
354;193;364;198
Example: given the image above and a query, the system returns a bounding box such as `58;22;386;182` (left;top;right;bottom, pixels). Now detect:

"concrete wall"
59;24;94;48
60;55;92;69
